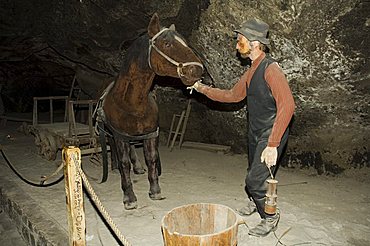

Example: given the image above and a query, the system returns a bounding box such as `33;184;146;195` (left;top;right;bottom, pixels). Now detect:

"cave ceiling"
0;0;208;110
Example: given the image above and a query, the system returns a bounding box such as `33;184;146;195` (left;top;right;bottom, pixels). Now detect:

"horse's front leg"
116;140;137;209
143;137;165;200
129;144;146;174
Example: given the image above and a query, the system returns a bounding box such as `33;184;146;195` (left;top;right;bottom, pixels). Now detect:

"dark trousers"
245;129;289;219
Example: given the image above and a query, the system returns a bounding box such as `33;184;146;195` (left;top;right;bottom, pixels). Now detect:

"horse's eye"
164;41;172;48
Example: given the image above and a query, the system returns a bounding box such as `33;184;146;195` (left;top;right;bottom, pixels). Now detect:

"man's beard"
240;50;250;59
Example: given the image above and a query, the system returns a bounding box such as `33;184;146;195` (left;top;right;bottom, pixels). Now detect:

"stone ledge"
0;177;68;246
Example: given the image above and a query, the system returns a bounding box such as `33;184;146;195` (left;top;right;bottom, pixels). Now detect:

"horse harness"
96;27;204;142
94;81;159;183
94;81;159;139
94;28;203;183
148;27;204;79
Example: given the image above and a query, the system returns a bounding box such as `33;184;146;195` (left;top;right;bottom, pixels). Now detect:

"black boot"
248;210;280;237
237;199;257;216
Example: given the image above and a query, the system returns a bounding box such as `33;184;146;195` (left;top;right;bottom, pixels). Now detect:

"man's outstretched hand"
187;81;204;94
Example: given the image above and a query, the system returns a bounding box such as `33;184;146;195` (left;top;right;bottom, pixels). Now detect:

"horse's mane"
119;33;150;75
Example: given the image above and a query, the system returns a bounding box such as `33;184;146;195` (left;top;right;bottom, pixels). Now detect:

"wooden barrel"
161;203;239;246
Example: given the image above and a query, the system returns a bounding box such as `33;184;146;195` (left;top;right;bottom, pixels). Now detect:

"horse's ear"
148;13;160;38
169;24;176;31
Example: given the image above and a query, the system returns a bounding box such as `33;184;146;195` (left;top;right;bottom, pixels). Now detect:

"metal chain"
71;155;132;246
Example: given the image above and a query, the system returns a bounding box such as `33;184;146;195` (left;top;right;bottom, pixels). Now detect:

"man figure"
190;18;295;237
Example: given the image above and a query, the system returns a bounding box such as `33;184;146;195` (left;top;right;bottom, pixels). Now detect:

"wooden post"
178;99;192;148
169;111;185;151
50;98;53;123
33;98;38;126
63;146;86;246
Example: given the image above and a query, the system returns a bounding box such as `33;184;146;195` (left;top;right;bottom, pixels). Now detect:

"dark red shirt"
198;53;295;147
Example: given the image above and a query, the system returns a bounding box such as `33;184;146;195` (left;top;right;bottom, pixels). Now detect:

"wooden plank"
179;99;192;148
169;110;185;151
0;115;48;127
181;141;231;153
34;122;91;136
167;114;178;147
80;145;111;155
0;115;33;123
63;147;86;246
32;96;69;126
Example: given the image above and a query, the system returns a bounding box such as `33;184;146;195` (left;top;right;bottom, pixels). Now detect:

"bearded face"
236;34;251;58
240;50;250;58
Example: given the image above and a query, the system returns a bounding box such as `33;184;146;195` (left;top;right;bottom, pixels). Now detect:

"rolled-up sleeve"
199;71;249;103
265;63;295;147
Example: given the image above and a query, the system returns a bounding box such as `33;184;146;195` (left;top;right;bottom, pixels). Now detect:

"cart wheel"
39;132;58;161
44;134;58;161
34;131;43;155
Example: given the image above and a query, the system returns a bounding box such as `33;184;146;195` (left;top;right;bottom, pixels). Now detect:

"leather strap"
97;120;109;183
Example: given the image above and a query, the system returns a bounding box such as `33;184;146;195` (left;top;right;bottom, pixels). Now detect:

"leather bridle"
148;28;204;78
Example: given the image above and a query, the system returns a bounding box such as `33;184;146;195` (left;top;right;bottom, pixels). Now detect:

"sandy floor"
1;122;370;246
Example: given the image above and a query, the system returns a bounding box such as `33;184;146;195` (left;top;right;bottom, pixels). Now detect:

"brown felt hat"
234;18;270;45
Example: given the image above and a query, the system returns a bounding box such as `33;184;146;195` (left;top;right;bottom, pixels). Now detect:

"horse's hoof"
124;201;138;210
133;167;146;175
149;192;166;200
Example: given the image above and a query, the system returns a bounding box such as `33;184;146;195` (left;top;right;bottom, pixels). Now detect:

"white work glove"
187;80;204;94
261;146;278;167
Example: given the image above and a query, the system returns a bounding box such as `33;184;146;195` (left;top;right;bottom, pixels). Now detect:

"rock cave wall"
157;0;370;173
0;0;369;174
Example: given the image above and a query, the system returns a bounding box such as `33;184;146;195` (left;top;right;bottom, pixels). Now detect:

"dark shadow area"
189;91;247;112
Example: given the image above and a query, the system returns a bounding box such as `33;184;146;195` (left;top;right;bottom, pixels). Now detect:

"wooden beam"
63;146;86;246
169;110;185;151
181;141;231;153
80;145;111;155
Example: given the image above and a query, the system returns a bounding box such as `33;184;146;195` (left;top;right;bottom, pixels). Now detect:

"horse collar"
148;28;203;78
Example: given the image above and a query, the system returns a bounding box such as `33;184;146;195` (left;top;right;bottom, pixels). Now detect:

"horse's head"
147;13;204;86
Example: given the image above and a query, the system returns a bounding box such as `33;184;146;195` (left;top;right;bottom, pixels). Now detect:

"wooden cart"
29;96;98;161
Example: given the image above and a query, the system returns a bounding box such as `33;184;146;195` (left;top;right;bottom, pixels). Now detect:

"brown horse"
98;13;203;209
